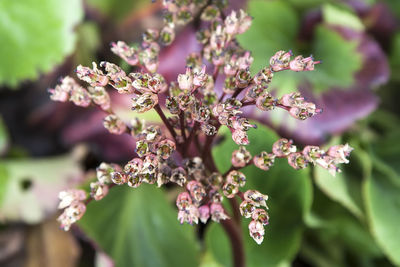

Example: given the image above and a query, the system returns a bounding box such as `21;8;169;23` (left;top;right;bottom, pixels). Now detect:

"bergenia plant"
49;0;353;263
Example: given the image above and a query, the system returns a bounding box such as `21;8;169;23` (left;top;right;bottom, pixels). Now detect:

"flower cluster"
50;0;352;245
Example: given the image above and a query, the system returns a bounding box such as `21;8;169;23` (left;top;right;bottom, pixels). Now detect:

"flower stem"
221;218;245;267
154;104;178;142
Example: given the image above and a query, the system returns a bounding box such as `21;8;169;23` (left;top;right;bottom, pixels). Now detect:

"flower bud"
253;67;273;85
76;63;109;87
103;114;127;135
222;181;239;198
89;87;110;111
252;209;269;225
272;138;296;157
302;146;325;164
208;172;223;187
187;180;206;204
202;5;221;21
232;129;250;145
244;190;268;208
253;151;275;171
70;86;92;107
166;96;180;114
287;152;309;170
269;50;292;71
130;118;145;136
178;205;199;225
327;144;353;164
140;154;159;184
231;146;252;168
289;56;316;72
111;171;127;185
178;67;194;90
111;41;139;66
131;93;159;113
248;220;265;245
227;170;246;187
198;205;210;224
176;192;192;210
240;200;257;219
210;203;230;222
157;164;172;187
256;92;276;111
171;167;187;187
201;123;217;136
96;163;120;184
156;139;176;159
57;201;86;231
90;181;109;201
58;189;87;209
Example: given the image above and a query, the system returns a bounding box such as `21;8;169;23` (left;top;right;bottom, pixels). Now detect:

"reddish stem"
220;219;245;267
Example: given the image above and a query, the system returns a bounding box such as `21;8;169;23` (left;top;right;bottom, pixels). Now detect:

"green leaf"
0;0;83;87
78;184;200;267
301;188;382;267
86;0;149;21
0;155;83;223
0;116;9;155
303;25;362;93
363;157;400;265
314;145;371;220
208;125;313;266
322;4;364;31
238;0;362;94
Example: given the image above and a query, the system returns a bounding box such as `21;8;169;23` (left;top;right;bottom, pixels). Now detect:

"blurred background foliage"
0;0;399;266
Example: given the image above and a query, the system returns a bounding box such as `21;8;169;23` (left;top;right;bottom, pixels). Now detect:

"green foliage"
208;125;313;266
0;0;83;87
322;4;364;31
238;0;362;94
78;184;200;267
86;0;149;21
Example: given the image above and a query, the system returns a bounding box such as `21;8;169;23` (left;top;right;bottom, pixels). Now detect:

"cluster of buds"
239;190;269;244
57;189;87;231
50;0;353;246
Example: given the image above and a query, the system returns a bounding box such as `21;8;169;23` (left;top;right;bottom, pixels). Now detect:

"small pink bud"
272;138;296;157
198;205;210;224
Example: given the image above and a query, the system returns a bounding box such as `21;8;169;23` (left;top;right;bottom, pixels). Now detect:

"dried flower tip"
327;144;353;164
76;63;109;87
227;170;246;187
103;114;127;135
289;55;317;72
58;189;87;209
131;93;159;113
287;152;309;170
272;138;296;157
232;146;252;168
171;167;187;187
90;181;109;201
156;139;176;159
210;203;230;222
111;41;139;66
256;92;276;111
111;171;127;185
198;205;210;224
248;220;265;245
240;200;257;218
96;162;121;184
252;209;269;225
244;190;269;208
58;202;86;231
269;50;292;71
253;151;275;171
222;181;239;198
